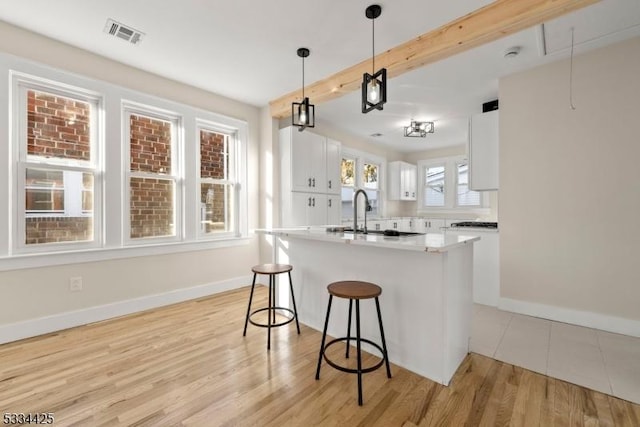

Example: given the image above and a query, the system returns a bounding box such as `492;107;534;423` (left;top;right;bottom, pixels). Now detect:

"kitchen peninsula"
256;227;480;385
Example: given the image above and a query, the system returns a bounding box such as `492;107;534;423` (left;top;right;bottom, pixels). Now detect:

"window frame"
122;102;183;246
454;160;482;208
417;155;489;215
196;120;241;240
341;147;385;220
12;72;103;254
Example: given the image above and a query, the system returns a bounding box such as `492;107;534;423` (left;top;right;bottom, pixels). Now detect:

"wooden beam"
269;0;600;118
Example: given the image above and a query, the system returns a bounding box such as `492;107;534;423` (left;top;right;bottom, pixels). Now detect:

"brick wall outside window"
26;217;92;245
25;90;93;245
27;90;91;161
129;114;174;238
200;130;230;233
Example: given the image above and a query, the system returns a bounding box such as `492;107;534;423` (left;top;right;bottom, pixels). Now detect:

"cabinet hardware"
405;191;409;197
312;198;315;207
308;178;312;187
376;224;380;230
394;222;397;228
409;220;412;227
328;199;332;207
308;197;312;207
312;178;316;187
412;192;415;197
425;221;428;227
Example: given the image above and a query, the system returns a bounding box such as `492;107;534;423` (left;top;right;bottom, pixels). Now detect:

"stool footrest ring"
248;307;296;328
321;337;386;374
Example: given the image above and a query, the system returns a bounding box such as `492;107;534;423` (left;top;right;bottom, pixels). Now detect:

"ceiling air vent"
104;19;145;46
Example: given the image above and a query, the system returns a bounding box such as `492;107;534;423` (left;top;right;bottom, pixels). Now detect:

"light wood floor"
1;286;639;426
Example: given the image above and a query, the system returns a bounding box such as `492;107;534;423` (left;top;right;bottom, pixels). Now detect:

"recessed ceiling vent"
104;19;144;45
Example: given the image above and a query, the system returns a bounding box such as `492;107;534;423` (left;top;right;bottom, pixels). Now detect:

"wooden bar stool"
242;263;300;350
315;280;392;405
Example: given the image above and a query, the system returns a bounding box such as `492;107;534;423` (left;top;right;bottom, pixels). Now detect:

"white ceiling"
1;0;639;152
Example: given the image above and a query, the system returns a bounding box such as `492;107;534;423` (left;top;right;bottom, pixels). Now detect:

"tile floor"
471;303;640;404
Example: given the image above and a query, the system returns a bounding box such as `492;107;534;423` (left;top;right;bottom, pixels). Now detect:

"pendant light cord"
302;55;305;99
372;16;376;74
569;27;576;110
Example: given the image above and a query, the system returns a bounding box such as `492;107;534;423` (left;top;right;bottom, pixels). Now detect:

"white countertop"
255;226;480;253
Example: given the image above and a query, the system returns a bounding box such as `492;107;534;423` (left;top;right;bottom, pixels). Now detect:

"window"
4;58;249;268
456;162;481;207
125;106;180;242
418;156;488;213
340;149;384;220
199;125;238;236
424;164;445;207
362;162;380;217
15;79;101;249
341;157;356;219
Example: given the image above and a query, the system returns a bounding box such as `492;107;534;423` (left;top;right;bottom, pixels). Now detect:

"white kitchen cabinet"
281;126;327;194
327;194;341;225
280;126;342;226
468;110;499;191
413;218;446;233
288;193;329;226
325;138;341;195
388;161;417;200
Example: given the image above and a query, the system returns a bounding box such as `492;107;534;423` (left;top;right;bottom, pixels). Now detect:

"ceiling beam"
269;0;600;118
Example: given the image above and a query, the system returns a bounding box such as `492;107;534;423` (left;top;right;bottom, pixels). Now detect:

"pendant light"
362;4;387;114
292;47;315;131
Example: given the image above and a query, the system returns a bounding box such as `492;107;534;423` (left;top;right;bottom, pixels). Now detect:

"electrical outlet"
69;276;83;292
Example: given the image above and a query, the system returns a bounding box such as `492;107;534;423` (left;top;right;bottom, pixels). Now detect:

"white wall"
500;36;640;332
0;22;260;333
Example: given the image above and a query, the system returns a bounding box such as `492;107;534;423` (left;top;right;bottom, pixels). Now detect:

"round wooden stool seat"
327;281;381;300
251;263;292;275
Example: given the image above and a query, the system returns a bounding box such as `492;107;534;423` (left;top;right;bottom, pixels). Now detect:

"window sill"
0;236;253;272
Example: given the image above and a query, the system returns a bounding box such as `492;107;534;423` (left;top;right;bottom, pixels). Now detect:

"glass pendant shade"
292;97;314;131
362;68;387;113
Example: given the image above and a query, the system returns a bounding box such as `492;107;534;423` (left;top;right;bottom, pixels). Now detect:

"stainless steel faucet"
353;189;371;234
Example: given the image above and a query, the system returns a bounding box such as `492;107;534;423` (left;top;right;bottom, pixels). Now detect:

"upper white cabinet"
468;110;499;191
280;126;342;226
388;161;417;200
325;139;341;195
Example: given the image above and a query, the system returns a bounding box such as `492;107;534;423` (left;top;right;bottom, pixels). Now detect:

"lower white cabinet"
413;218;446;233
286;192;340;226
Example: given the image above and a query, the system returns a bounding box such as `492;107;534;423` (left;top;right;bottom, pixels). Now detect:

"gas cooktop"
450;221;498;229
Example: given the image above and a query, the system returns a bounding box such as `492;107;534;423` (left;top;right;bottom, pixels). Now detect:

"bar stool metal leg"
267;274;273;350
288;271;301;334
355;299;363;406
315;295;333;380
375;297;392;378
243;273;257;336
345;299;353;359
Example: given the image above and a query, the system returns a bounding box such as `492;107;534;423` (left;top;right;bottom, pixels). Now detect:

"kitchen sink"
342;228;424;237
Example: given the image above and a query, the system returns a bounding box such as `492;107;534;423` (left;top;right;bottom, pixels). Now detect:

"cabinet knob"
312;178;316;187
312;197;315;207
405;191;409;197
328;199;332;207
308;178;312;187
328;180;332;189
308;197;312;207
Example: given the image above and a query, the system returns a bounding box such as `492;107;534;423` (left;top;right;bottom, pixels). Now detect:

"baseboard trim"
499;297;640;338
0;275;252;345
